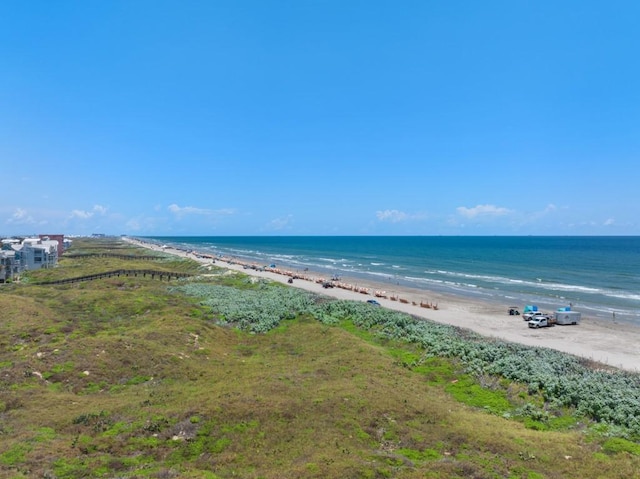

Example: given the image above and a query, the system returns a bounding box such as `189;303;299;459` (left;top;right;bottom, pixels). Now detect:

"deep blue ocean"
144;236;640;324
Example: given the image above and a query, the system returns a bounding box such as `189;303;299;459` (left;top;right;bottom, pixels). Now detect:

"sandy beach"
126;238;640;373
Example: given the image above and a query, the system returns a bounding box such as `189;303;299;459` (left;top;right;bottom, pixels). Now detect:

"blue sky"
1;1;639;236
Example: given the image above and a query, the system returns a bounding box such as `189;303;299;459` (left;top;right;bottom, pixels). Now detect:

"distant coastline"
140;235;640;325
127;236;640;372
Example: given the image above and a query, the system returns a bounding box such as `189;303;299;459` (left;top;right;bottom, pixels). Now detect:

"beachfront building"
39;234;66;258
17;237;59;271
0;250;18;282
0;235;68;282
0;239;20;282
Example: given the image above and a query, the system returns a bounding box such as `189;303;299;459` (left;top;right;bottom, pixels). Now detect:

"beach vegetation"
176;280;640;439
602;437;640;456
1;238;640;477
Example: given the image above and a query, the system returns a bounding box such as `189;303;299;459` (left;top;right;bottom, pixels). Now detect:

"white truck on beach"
527;310;581;328
528;313;556;328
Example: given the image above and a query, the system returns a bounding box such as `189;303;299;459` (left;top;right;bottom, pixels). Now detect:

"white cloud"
125;219;142;231
6;208;35;225
542;204;557;214
510;204;557;227
456;204;512;219
167;203;236;218
376;209;425;223
69;205;108;220
168;204;209;216
13;208;27;220
529;204;557;220
604;218;615;226
267;215;293;230
123;214;166;232
377;209;408;222
70;209;93;219
93;204;108;215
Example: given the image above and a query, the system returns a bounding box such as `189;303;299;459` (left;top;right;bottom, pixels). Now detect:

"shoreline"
125;237;640;372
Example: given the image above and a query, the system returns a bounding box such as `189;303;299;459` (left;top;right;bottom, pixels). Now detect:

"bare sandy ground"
126;238;640;372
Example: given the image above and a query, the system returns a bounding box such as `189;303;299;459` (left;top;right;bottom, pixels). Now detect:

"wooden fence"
64;253;163;261
34;269;192;285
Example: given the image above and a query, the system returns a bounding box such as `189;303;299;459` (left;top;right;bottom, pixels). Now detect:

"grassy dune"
1;238;639;478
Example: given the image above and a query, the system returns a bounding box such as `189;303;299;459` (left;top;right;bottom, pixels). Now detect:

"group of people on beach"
132;239;439;310
206;252;439;310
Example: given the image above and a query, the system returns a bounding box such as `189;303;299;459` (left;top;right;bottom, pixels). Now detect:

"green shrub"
397;447;442;461
0;443;30;466
172;279;640;438
602;437;640;456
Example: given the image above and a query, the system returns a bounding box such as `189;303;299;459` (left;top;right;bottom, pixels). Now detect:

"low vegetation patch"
0;237;639;478
176;281;640;440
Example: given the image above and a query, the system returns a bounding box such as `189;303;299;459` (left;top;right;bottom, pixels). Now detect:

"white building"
0;250;18;282
18;237;59;270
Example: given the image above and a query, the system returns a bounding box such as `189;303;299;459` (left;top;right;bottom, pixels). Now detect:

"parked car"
367;299;381;306
528;315;557;328
523;310;548;321
527;312;550;321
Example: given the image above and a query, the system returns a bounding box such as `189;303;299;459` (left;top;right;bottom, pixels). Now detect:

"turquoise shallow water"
144;236;640;324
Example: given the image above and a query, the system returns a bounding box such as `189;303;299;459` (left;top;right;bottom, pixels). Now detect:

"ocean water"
144;236;640;324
